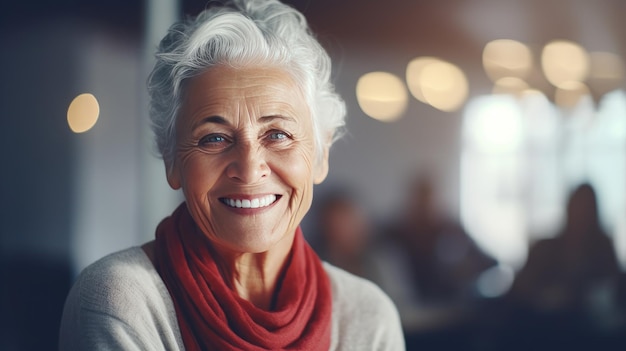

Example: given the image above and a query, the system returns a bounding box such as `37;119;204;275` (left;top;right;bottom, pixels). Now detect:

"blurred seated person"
315;190;373;278
387;173;497;305
509;183;621;320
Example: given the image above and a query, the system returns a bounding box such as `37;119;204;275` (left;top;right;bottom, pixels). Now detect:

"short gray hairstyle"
148;0;346;168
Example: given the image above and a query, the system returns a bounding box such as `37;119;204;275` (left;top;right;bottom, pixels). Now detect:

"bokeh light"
492;77;530;97
356;71;408;122
483;39;533;82
476;264;515;298
67;93;100;133
464;95;524;153
554;81;591;109
407;57;469;112
541;40;590;87
406;57;441;103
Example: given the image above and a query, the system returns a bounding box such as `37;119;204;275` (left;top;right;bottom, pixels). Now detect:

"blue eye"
199;134;229;148
268;131;288;140
206;135;225;142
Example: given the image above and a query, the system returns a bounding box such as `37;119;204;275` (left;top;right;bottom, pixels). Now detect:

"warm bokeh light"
420;60;469;112
554;81;591;109
67;93;100;133
521;89;545;98
407;57;468;112
492;77;530;97
356;71;408;122
483;39;532;82
406;57;441;103
541;40;590;87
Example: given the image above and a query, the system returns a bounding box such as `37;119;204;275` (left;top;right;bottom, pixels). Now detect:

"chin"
216;231;290;254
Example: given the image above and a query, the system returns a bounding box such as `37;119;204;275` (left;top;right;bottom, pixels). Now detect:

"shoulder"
324;262;396;314
79;247;155;283
60;247;183;350
72;247;165;312
324;262;405;351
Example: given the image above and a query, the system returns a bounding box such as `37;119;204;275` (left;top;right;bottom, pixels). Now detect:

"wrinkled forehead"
178;65;312;127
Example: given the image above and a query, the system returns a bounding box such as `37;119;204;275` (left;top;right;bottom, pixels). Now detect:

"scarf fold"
154;203;332;351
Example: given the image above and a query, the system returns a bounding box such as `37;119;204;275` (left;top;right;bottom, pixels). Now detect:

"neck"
212;233;296;310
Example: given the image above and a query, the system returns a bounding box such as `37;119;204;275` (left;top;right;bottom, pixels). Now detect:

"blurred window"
460;90;626;269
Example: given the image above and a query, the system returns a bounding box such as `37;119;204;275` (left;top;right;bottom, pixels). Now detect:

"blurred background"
1;0;625;349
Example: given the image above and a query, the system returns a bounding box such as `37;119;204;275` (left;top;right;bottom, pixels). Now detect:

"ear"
313;141;331;185
165;159;182;190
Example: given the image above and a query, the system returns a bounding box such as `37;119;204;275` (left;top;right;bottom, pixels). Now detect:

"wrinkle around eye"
176;138;224;158
269;131;290;140
267;130;289;140
196;133;234;152
261;129;295;148
199;134;228;145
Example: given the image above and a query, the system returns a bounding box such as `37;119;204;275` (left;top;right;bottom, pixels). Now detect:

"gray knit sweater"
59;247;405;350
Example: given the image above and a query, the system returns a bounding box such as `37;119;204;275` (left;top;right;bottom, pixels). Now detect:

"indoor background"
1;0;625;350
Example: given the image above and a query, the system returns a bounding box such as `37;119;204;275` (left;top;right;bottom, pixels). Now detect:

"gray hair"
148;0;346;168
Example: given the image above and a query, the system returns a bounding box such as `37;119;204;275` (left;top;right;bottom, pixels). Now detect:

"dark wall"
1;22;79;351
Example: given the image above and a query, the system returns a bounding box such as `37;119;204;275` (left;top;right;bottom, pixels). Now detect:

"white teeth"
223;194;277;209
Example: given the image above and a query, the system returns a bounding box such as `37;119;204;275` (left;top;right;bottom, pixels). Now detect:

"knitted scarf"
154;203;332;350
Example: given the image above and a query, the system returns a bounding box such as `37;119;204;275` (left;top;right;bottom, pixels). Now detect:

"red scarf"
154;203;332;350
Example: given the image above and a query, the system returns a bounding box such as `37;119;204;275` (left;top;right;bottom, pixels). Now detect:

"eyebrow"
259;115;297;124
196;116;229;128
193;114;296;129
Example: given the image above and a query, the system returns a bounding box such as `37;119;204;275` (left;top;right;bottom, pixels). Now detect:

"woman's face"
168;65;329;254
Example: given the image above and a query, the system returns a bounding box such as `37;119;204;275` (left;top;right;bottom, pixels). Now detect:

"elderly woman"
59;0;403;350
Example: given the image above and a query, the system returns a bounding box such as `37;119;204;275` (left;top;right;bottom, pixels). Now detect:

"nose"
226;141;270;183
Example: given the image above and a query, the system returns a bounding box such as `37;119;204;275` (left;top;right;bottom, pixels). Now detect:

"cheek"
179;154;219;194
269;146;316;219
276;147;316;188
284;150;317;220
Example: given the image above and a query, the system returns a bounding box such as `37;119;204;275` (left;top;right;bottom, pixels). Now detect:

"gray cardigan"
59;247;405;350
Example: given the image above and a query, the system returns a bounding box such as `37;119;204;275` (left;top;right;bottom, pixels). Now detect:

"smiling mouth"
220;194;280;209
